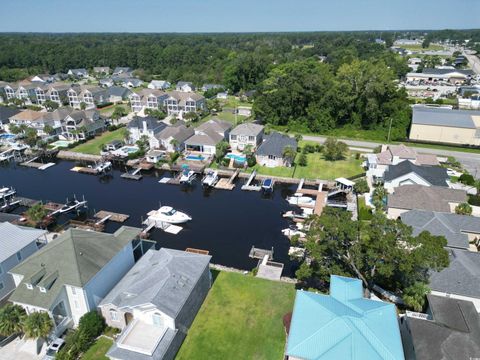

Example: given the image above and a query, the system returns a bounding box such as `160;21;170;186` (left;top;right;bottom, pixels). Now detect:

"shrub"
455;202;472;215
468;194;480;206
127;149;145;159
96;102;113;109
221;157;230;167
459;173;475;186
169;151;180;164
298;153;308;167
354;178;369;194
78;311;105;340
303;144;316;154
246;155;256;167
314;144;323;153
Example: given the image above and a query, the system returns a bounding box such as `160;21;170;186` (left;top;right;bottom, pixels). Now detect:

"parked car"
43;338;65;360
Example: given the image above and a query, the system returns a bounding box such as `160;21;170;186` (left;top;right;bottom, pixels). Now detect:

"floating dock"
71;166;99;175
249;246;274;260
185;248;210;255
94;210;129;223
11;197;41;208
121;170;143;180
241;170;261;191
256;255;284;281
214;169;239;190
142;219;183;235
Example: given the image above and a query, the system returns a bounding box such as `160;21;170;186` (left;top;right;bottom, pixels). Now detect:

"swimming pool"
185;154;204;161
226;153;246;163
51;140;73;148
119;146;139;154
0;134;15;139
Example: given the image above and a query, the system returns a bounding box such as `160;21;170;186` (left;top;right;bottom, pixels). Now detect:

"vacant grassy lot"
81;337;113;360
70;128;125;155
176;271;295;360
401;43;444;51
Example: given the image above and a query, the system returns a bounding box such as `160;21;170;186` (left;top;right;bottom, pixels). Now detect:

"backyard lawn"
176;271;296;360
199;110;250;127
81;337;113;360
70;128;125;155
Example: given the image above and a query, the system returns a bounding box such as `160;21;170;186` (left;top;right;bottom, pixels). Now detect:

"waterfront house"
383;161;449;193
229;123;264;151
62;109;105;140
285;275;404;360
164;91;205;117
386;185;467;219
148;80;171;90
366;144;439;180
8;110;45;133
105;140;123;151
400;210;480;251
184;119;231;155
99;78;114;88
145;149;165;163
176;81;195;92
154;122;194;152
127;115;167;148
9;226;145;336
256;132;297;167
99;248;211;360
67;68;88;79
409;105;480;146
93;67;111;75
400;295;480;359
0;222;47;302
46;83;72;106
428;249;480;312
0;106;20;131
113;67;133;77
40;107;75;135
106;86;132;103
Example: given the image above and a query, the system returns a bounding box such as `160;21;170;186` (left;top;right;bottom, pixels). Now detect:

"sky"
0;0;479;33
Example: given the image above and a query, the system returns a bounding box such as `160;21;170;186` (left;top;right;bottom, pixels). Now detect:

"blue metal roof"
286;275;405;360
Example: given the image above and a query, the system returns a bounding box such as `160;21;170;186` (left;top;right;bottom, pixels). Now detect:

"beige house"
409;105;480;146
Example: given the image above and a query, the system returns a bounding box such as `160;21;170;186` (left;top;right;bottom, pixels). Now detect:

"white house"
99;248;211;360
184;119;231;155
8;226;148;336
383;161;449;193
176;81;195;92
148;80;171;90
0;223;47;302
229;123;264;151
127;116;167;148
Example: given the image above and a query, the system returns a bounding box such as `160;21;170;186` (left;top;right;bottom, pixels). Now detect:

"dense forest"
0;30;478;139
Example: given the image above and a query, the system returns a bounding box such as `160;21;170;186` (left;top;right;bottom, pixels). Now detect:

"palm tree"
23;312;53;340
282;145;297;167
170;138;179;151
0;304;26;336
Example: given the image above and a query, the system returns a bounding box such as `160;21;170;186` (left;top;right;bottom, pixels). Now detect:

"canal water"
0;160;299;276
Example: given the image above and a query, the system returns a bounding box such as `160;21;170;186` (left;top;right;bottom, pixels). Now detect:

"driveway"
0;337;45;360
302;135;480;177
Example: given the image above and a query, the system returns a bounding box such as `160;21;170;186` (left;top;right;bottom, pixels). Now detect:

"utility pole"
387;117;393;143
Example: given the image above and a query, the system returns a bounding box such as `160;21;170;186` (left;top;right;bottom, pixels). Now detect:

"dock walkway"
57;150;102;162
94;210;129;223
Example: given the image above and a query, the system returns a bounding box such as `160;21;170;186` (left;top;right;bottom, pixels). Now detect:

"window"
71;287;76;295
0;282;3;291
16;252;22;262
230;135;237;140
74;300;79;309
109;309;118;321
152;313;164;328
268;155;276;160
248;136;255;142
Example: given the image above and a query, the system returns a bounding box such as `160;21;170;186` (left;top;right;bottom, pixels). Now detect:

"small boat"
202;171;218;187
282;225;307;238
91;161;112;174
286;194;315;206
261;178;274;193
146;206;192;224
179;169;196;184
0;187;16;200
58;196;87;214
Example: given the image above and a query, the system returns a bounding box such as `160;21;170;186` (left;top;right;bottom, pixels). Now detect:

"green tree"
23;312;53;340
183;112;199;122
43;125;54;135
354;178;370;194
282;145;297;166
77;311;105;340
144;108;166;120
403;282;430;312
80;102;87;110
0;304;26;336
170;138;179;151
455;202;472;215
323;138;347;161
24;127;38;147
43;100;59;111
215;140;229;162
111;106;127;122
26;203;48;223
298;153;308;167
372;186;387;211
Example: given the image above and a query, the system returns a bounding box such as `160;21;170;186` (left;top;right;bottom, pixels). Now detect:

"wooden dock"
186;248;210;255
44;202;64;212
121;172;142;180
11;197;40;208
94;210;129;223
313;192;327;215
71;166;98;175
249;246;274;260
214;169;239;190
70;219;105;232
241;170;261;191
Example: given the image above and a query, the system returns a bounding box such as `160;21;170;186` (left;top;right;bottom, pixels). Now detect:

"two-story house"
127;116;167;148
229;123;264;151
154;122;194;152
164;91;205;117
184;119;231;155
47;83;72;106
8;226;147;336
176;81;195;92
8;110;50;134
99;248;211;360
0;222;47;302
62;109;105;140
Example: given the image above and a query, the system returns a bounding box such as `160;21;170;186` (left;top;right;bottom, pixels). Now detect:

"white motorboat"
282;226;306;238
0;187;16;200
202;171;218;187
179;169;196;184
91;161;112;174
286;194;315;206
146;206;192;224
261;178;274;193
58;197;87;214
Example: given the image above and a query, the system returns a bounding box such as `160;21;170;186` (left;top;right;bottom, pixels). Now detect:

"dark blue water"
0;160;298;276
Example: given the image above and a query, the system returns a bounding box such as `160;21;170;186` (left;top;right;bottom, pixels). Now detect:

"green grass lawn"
222;95;252;109
293;152;363;180
176;271;295;360
401;44;444;51
199;110;251;127
81;337;113;360
70;128;125;155
99;104;127;116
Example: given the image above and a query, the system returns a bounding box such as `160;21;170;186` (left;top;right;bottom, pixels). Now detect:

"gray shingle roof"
421;68;474;76
106;86;131;98
155;124;194;143
387;185;467;212
0;223;45;263
9;226;140;310
127;116;167;134
0;106;21;124
256;132;298;158
412;106;479;129
405;295;480;360
230;122;264;136
196;119;231;134
401;210;480;250
100;248;210;318
430;249;480;298
384;161;449;187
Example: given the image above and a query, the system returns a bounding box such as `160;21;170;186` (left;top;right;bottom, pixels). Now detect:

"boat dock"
214;169;239;190
256;255;284;281
10;197;40;208
185;248;210;255
44;202;66;214
71;166;99;175
94;210;129;223
121;167;143;180
249;246;274;260
241;170;261;191
69;219;105;232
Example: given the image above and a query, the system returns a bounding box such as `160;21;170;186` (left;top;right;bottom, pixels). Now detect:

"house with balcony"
144;90;169;110
256;132;297;167
8;227;146;336
176;81;195;92
184;119;231;155
148;80;171;90
99;248;211;360
154;122;194;152
106;86;132;103
8;110;52;135
3;84;17;101
127;115;167;148
285;275;404;360
47;83;72;106
62;109;105;140
80;86;108;109
0;222;47;302
164;91;205;117
15;83;38;104
229;123;264;151
33;84;49;104
41;107;75;135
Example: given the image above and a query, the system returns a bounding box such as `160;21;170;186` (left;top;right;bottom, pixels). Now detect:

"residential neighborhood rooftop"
384;161;449;187
0;222;46;263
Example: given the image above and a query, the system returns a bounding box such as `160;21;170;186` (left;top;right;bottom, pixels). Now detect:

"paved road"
302;135;480;177
465;53;480;75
